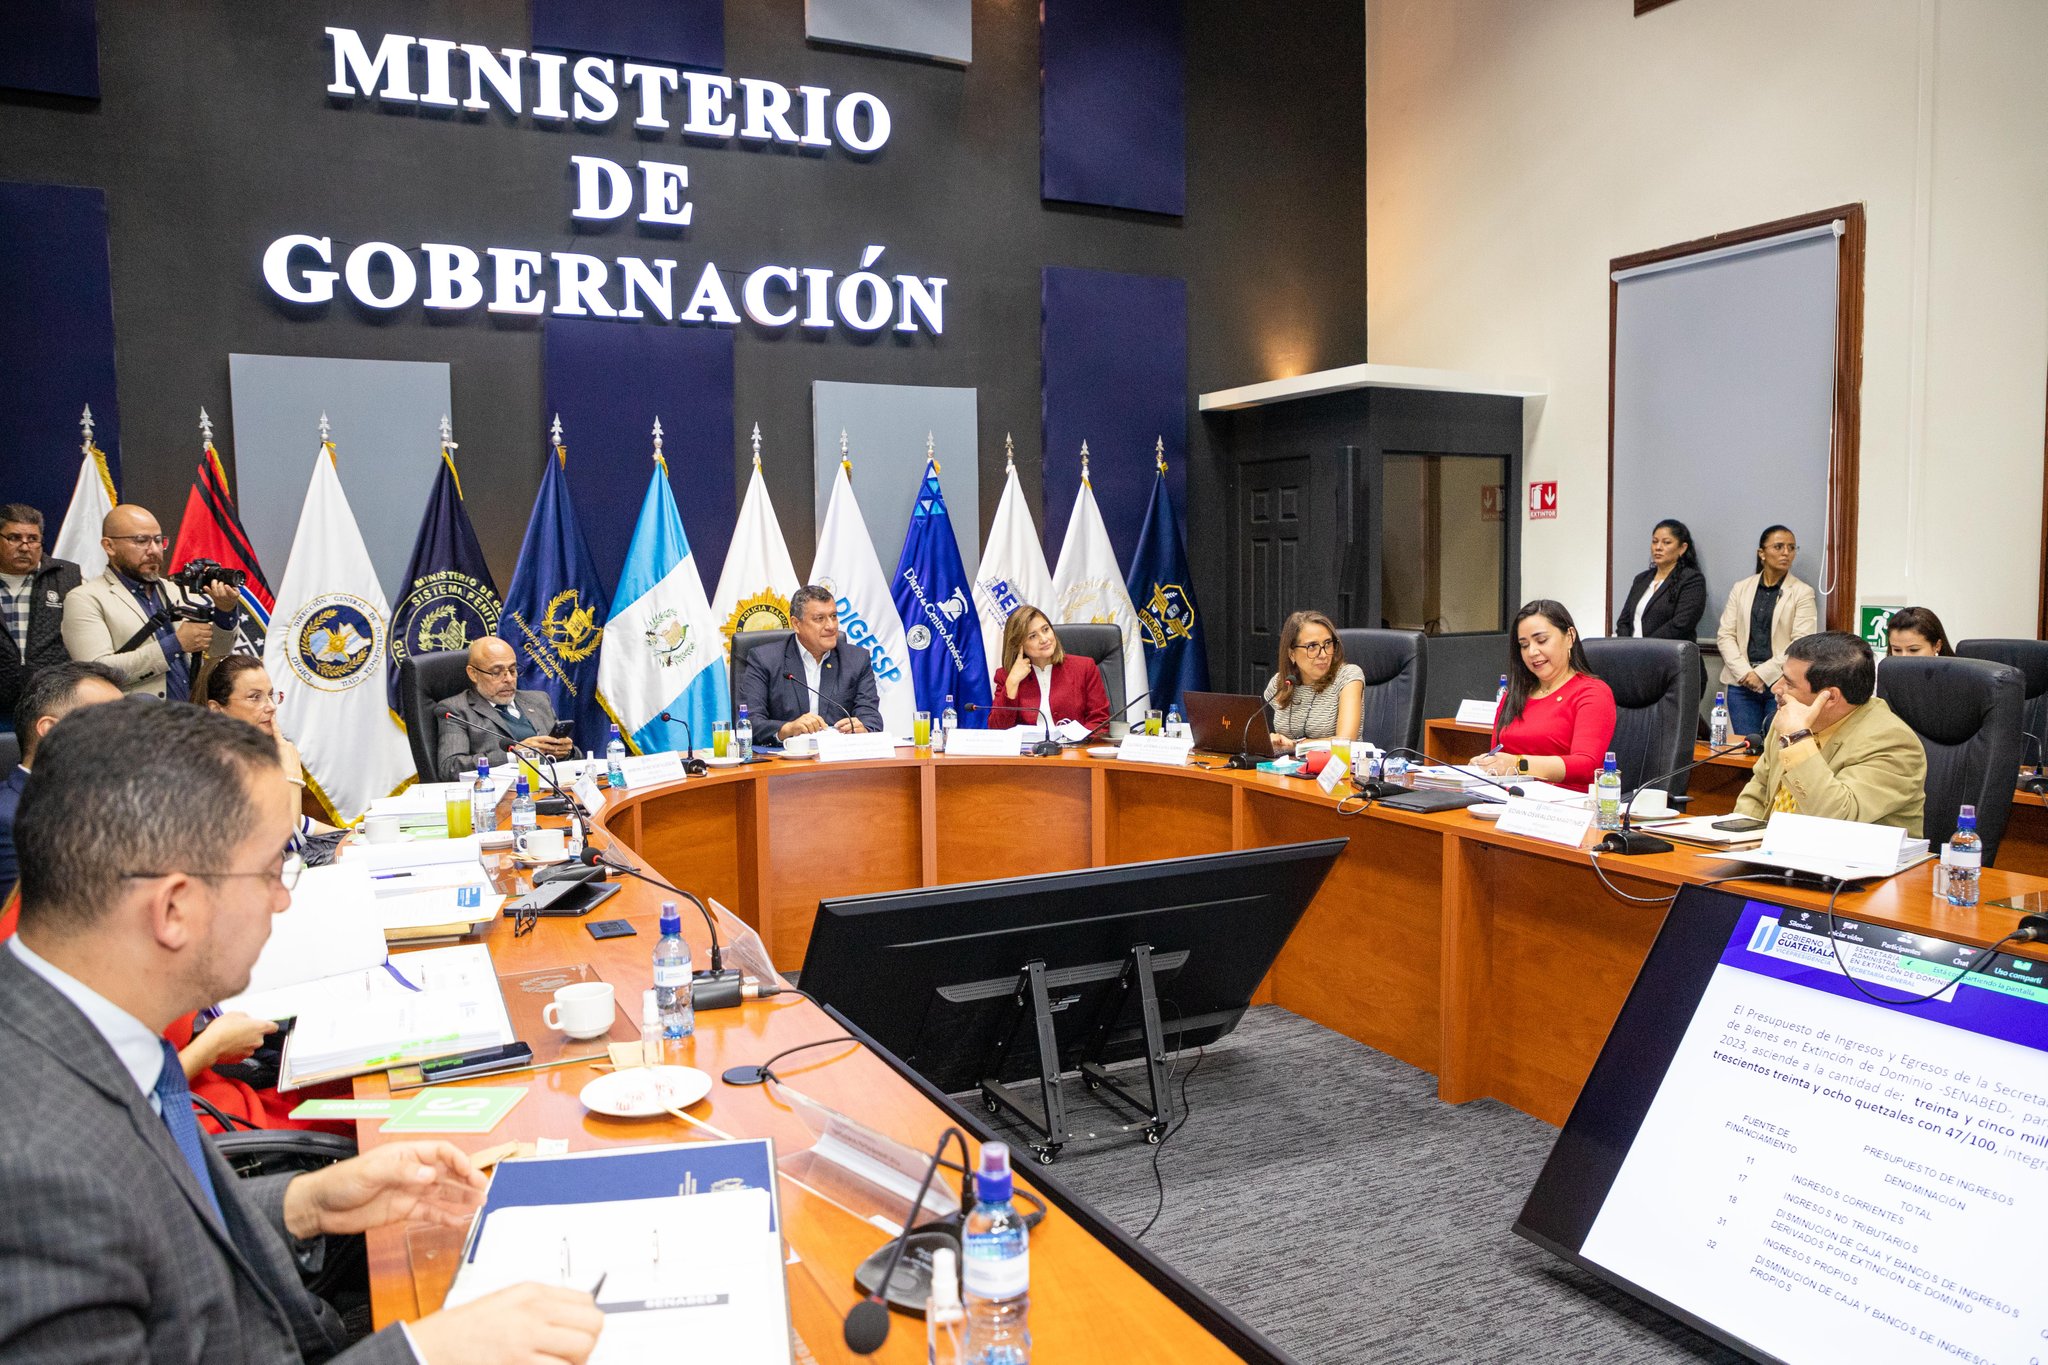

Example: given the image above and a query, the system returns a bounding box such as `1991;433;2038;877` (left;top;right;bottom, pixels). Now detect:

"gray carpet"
986;1006;1744;1365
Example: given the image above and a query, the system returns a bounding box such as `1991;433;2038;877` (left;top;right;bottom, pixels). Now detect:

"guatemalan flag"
890;456;990;726
596;426;732;757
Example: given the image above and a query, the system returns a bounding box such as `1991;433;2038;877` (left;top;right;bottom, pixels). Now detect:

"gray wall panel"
806;0;971;64
811;381;979;580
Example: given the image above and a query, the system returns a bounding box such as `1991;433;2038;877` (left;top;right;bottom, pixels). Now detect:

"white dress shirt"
802;646;825;713
1632;575;1662;637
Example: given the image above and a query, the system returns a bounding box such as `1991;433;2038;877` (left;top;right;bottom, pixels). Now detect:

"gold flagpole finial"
839;428;851;473
80;404;94;452
1155;436;1166;475
550;413;566;467
439;413;457;454
651;417;665;467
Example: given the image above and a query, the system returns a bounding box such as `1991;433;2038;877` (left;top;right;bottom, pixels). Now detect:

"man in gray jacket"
0;699;602;1363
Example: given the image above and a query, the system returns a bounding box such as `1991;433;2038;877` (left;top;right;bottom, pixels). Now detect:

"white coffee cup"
544;981;615;1040
363;814;403;844
522;826;568;862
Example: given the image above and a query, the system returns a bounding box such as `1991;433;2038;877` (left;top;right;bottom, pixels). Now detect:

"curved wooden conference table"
358;747;2048;1357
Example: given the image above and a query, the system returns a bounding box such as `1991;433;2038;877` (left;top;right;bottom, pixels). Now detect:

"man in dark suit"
0;659;122;893
737;583;884;748
434;636;574;781
0;699;603;1363
0;503;83;730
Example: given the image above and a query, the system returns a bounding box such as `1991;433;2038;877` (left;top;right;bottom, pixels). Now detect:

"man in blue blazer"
737;583;885;748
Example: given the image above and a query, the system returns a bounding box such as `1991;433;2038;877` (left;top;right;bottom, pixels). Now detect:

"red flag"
170;444;274;636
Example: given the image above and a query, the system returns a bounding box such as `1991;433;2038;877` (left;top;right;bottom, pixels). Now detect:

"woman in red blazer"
987;606;1111;737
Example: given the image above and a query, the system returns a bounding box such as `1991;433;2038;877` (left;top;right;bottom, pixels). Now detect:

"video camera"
168;558;247;596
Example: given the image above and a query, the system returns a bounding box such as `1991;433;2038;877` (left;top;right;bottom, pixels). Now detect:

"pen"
588;1271;608;1302
373;871;415;880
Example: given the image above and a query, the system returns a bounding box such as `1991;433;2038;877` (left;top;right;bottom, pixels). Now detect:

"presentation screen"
1516;885;2046;1365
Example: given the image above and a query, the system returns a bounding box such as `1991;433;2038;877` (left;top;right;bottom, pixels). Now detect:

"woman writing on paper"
1262;611;1363;755
1472;600;1617;791
988;605;1110;738
1715;524;1818;740
1612;518;1707;641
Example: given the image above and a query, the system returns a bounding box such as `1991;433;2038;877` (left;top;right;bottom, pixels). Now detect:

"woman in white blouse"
1263;610;1363;754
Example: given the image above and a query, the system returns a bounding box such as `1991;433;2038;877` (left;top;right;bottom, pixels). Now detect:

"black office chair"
730;629;795;723
1875;656;2024;865
1581;638;1701;799
1335;629;1426;753
0;729;18;775
1954;638;2048;783
396;649;476;783
1052;624;1127;734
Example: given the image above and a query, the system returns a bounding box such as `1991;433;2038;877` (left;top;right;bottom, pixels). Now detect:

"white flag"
264;443;414;822
51;445;116;581
1052;461;1150;729
711;459;800;650
810;461;915;738
975;457;1056;680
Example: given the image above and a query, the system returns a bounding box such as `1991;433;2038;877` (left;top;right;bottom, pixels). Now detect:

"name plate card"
1759;811;1906;867
813;729;899;763
1316;753;1351;795
1497;795;1598;849
1115;733;1194;767
615;751;687;788
1454;698;1501;728
943;727;1028;757
575;772;606;816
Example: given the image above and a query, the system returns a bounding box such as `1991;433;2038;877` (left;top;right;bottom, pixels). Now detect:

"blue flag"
1125;464;1209;709
498;441;611;751
891;459;991;726
389;446;501;712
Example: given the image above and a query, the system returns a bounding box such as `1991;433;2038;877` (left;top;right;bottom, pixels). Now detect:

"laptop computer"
1182;690;1275;758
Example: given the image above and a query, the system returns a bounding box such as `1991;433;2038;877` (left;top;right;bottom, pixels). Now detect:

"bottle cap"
974;1141;1014;1202
928;1248;961;1311
515;776;530;796
1604;751;1618;768
1958;804;1976;827
738;703;750;716
476;757;490;776
659;900;682;935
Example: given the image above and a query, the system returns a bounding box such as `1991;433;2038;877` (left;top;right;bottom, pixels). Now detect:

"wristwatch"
1515;756;1530;775
1778;729;1814;749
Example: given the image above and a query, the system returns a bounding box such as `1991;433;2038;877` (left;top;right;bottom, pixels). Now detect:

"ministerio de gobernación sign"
260;29;950;335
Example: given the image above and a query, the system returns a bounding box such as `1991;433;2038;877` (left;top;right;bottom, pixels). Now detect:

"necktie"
153;1038;225;1226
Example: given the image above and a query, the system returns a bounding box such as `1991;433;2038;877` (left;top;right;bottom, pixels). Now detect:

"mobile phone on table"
1712;816;1767;833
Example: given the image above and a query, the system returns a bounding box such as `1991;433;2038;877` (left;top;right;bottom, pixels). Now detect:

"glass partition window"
1380;452;1507;635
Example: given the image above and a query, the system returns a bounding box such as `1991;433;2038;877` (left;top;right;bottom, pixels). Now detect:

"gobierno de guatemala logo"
286;593;384;692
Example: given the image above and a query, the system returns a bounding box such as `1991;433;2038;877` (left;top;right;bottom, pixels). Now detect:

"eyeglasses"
514;898;540;938
1290;640;1336;657
107;534;169;548
0;531;42;546
470;664;519;680
121;850;305;892
238;688;284;706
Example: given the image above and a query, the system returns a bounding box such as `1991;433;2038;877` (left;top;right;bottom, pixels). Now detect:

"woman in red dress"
986;606;1111;738
1472;599;1617;792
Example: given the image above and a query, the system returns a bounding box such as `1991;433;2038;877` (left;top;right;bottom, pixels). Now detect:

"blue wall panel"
0;0;99;99
1041;0;1184;216
532;0;724;70
1040;266;1186;568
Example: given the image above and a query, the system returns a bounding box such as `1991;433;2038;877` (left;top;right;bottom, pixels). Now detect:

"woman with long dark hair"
1884;607;1952;657
1473;600;1617;790
1613;518;1706;640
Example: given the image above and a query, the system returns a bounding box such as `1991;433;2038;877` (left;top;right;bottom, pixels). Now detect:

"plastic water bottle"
1165;704;1183;738
1496;674;1509;705
962;1143;1030;1365
939;694;958;752
1942;805;1981;908
471;757;497;833
653;902;694;1053
606;724;626;787
734;705;754;761
1595;752;1622;831
509;776;537;852
1710;691;1731;748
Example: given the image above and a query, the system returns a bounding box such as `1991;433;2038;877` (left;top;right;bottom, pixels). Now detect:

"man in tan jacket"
61;504;239;700
1733;631;1926;837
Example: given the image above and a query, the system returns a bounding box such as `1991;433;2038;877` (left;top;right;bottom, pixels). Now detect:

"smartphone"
417;1041;534;1083
549;720;575;739
1712;816;1768;833
586;918;637;940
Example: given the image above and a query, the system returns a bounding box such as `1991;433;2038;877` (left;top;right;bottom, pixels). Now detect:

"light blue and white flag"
596;423;732;756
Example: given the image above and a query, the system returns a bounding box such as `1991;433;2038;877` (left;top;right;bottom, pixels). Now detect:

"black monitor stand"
978;944;1172;1166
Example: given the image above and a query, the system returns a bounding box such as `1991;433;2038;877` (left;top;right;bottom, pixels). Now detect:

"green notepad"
379;1086;526;1134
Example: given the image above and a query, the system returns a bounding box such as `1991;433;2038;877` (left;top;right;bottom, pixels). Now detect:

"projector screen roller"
1516;886;2046;1365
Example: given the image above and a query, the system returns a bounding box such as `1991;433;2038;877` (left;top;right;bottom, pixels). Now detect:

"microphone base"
1029;741;1064;758
853;1225;961;1313
1596;829;1675;856
690;967;745;1011
1226;753;1261;770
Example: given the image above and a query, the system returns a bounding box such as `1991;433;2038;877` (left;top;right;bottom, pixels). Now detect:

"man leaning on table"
1731;631;1927;837
0;699;603;1363
737;583;884;748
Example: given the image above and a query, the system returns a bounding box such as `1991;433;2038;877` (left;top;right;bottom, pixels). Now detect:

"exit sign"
1528;481;1558;519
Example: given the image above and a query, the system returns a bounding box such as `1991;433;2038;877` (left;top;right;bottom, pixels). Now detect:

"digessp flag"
1125;463;1208;708
891;460;990;726
499;439;610;752
975;451;1055;681
597;453;731;757
812;459;915;738
388;442;500;711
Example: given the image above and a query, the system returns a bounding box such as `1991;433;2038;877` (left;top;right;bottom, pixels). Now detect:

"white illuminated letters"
571;156;633;221
263;235;337;304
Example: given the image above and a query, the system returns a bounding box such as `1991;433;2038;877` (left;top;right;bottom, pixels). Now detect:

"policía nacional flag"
500;419;610;752
51;404;116;582
710;424;800;649
1125;440;1209;709
891;449;991;726
597;421;732;757
811;443;915;738
974;434;1056;680
263;423;414;823
1052;442;1150;727
388;420;501;711
169;408;273;653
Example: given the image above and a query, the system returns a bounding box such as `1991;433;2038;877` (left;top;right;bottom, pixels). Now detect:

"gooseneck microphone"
780;671;868;739
652;711;711;776
1595;735;1765;855
1379;746;1528;800
844;1127;971;1355
1224;697;1279;770
578;847;733;984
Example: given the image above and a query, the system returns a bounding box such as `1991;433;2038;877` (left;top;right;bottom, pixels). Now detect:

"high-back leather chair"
731;629;795;722
0;730;17;775
396;649;477;783
1581;638;1701;798
1335;629;1426;753
1052;624;1128;735
1875;655;2024;864
1954;638;2048;775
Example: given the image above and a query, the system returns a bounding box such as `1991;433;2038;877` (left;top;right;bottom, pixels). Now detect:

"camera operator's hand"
174;618;213;653
204;580;241;614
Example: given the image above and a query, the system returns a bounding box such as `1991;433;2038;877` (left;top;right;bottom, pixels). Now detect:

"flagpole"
551;412;567;467
439;414;464;497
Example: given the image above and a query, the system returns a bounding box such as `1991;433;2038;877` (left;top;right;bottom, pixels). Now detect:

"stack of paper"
1712;811;1932;881
273;943;514;1090
228;862;389;1007
1405;764;1501;793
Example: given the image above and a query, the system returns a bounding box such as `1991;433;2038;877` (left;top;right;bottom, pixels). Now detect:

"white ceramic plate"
1468;802;1509;820
1087;745;1121;758
579;1065;713;1118
478;829;516;849
701;754;744;768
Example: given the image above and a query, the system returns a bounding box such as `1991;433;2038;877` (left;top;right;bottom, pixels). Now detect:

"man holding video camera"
61;504;241;701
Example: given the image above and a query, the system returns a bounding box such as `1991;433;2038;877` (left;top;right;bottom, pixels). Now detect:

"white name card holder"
574;772;606;817
1497;796;1598;849
1316;754;1351;795
1454;698;1501;728
943;727;1028;757
1115;733;1195;767
813;729;899;763
615;751;687;788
